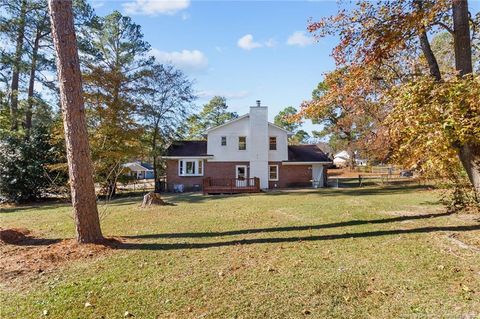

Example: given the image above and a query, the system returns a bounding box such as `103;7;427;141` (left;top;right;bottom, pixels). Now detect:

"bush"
0;127;55;202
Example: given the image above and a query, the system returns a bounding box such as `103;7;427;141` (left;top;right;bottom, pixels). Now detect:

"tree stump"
141;192;166;207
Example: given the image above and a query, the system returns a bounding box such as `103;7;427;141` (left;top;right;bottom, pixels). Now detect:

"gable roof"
334;150;350;160
205;114;249;133
286;145;331;162
164;140;210;157
205;114;292;135
163;141;331;163
123;162;153;172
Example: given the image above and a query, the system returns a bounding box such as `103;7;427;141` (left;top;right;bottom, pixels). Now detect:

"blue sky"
89;0;342;133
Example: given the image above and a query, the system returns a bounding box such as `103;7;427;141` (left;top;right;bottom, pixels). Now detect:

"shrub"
0;127;55;202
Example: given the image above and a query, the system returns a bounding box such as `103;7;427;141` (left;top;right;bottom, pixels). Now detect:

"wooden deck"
203;177;260;194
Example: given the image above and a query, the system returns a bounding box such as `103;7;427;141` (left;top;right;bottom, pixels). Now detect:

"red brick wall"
166;160;312;191
268;162;312;189
166;160;249;191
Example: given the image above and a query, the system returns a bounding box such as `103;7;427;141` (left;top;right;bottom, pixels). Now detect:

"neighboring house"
333;150;368;167
333;150;350;167
123;161;154;180
162;101;332;192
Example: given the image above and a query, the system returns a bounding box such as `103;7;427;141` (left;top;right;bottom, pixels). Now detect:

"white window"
239;136;246;150
269;136;277;150
178;159;204;176
221;136;227;146
269;165;279;181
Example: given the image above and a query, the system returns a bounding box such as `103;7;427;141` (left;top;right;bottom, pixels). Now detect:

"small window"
238;136;246;150
178;159;204;176
269;137;277;150
221;136;227;146
269;165;279;181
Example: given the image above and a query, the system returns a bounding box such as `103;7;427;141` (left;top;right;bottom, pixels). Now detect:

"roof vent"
256;100;261;107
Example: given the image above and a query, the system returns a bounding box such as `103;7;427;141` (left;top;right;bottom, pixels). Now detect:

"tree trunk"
459;144;480;194
418;30;442;81
48;0;103;243
453;0;473;76
153;155;160;193
25;26;42;136
452;0;480;193
10;0;27;131
152;123;160;193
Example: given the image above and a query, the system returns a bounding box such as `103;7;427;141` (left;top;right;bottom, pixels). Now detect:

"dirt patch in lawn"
0;228;121;284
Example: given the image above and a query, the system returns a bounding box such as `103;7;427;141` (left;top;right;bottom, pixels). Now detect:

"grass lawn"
1;184;480;318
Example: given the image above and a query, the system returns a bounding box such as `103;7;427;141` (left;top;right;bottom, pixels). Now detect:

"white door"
312;165;324;188
235;165;247;187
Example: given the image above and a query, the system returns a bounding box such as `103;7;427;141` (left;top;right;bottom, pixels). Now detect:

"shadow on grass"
0;201;70;214
0;183;434;214
5;211;478;252
125;212;452;240
115;224;480;251
268;184;433;198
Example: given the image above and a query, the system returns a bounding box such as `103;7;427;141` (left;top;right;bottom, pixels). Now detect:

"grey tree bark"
10;0;27;131
452;0;480;194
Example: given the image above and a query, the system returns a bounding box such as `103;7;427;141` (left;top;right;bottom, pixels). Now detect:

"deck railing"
203;177;260;194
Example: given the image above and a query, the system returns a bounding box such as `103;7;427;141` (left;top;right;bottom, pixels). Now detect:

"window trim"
221;136;227;146
178;159;204;177
269;136;277;151
269;165;279;181
238;136;247;150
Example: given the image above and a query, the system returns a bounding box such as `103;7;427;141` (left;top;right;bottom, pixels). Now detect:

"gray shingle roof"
165;141;330;162
287;145;331;162
165;141;210;157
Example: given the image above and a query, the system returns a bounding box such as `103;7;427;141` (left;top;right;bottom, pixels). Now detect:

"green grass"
1;185;480;318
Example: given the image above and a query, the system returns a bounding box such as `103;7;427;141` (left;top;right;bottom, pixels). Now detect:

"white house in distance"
162;101;332;192
333;150;350;167
333;150;368;167
123;161;154;180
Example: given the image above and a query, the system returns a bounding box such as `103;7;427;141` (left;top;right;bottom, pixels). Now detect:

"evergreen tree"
186;96;238;139
81;11;153;196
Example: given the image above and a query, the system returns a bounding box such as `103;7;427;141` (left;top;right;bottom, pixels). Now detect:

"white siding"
249;107;269;188
268;124;288;161
205;106;290;189
207;116;251;161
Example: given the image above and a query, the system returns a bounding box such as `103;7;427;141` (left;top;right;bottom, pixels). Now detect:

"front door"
235;165;247;187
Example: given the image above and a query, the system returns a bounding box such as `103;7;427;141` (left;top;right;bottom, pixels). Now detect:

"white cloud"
198;90;249;100
237;34;263;50
123;0;190;16
150;49;208;71
286;31;314;47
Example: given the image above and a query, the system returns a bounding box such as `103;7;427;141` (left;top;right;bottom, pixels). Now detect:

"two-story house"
162;101;332;192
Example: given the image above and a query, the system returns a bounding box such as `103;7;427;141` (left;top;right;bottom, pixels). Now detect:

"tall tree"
305;0;480;195
25;2;51;136
48;0;102;243
81;11;152;196
452;0;480;193
140;63;195;192
274;106;300;132
274;106;310;144
186;96;238;139
1;0;28;131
